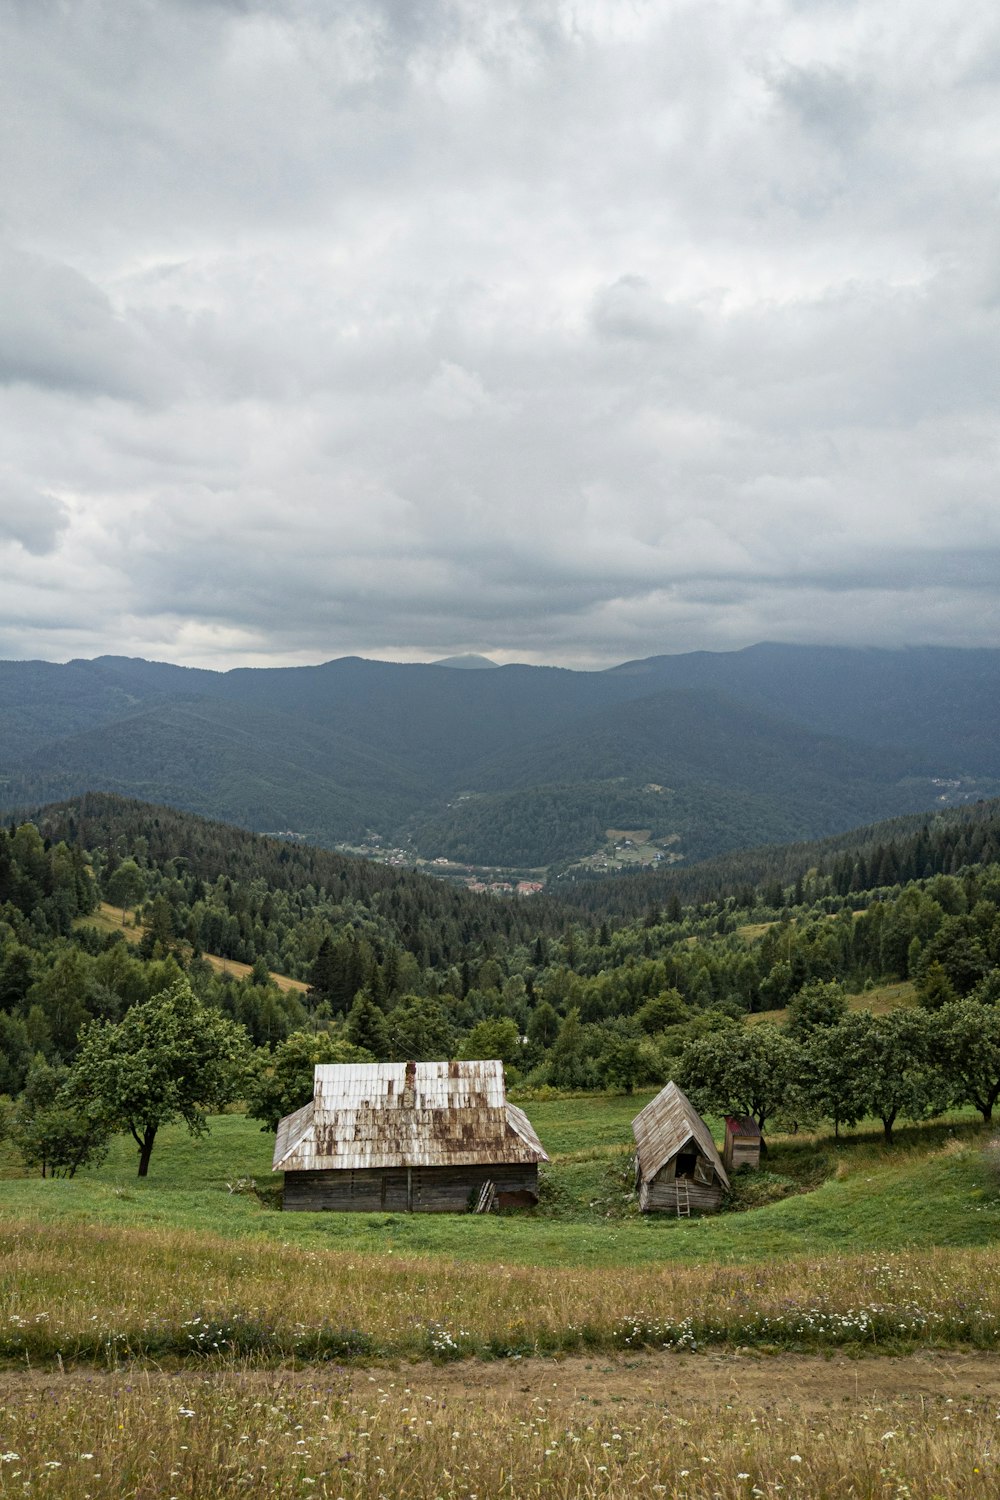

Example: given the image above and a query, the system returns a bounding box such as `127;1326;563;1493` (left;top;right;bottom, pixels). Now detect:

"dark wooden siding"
639;1171;724;1215
282;1162;539;1213
724;1139;761;1172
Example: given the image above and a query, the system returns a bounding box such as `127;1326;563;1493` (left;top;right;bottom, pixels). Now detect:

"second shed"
632;1080;730;1215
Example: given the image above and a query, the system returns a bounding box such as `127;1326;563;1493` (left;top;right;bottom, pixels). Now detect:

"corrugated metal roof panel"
275;1060;548;1171
632;1081;730;1191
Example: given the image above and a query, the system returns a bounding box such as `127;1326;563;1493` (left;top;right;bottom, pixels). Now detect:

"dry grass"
746;981;917;1029
3;1216;1000;1366
77;906;308;994
0;1362;996;1498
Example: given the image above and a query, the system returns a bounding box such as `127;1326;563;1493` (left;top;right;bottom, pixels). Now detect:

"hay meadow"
4;1096;1000;1496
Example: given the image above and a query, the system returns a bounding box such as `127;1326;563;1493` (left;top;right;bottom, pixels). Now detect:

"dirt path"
5;1350;999;1411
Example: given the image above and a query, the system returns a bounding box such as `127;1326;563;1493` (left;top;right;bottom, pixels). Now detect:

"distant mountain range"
2;644;999;867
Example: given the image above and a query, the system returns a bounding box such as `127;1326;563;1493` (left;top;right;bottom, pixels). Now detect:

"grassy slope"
2;1099;997;1271
77;904;309;993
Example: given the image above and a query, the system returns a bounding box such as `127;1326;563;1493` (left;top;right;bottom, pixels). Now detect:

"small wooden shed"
632;1081;730;1215
723;1114;762;1173
273;1059;548;1212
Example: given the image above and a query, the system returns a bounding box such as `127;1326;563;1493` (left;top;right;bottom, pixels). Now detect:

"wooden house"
273;1059;548;1212
723;1114;762;1173
632;1081;730;1215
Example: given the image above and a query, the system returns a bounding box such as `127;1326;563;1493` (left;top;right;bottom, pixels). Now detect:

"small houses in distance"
632;1081;730;1215
273;1059;548;1212
723;1114;762;1173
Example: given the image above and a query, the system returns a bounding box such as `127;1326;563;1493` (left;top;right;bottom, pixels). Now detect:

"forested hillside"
4;795;1000;1171
2;646;998;866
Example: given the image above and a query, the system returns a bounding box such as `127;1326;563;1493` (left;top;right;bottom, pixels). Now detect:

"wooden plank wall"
639;1175;724;1214
283;1162;539;1213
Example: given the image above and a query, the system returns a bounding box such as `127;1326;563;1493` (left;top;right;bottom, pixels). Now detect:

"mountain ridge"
3;644;998;867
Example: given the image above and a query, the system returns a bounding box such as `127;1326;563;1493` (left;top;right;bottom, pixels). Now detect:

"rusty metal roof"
272;1060;549;1172
725;1114;762;1139
632;1081;730;1190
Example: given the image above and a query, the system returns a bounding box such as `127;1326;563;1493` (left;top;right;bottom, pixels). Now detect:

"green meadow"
2;1093;999;1274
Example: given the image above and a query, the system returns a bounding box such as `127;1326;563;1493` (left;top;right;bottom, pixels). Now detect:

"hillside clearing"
76;903;309;993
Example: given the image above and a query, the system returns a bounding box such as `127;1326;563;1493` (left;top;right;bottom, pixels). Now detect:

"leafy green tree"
526;1000;560;1052
677;1023;802;1141
8;1055;110;1178
457;1016;523;1070
385;994;454;1062
548;1007;591;1090
784;981;848;1041
929;998;1000;1122
105;859;146;923
64;978;251;1176
917;960;959;1010
0;1010;33;1095
805;1023;871;1138
826;1009;935;1143
634;989;687;1035
596;1032;651;1094
244;1029;374;1130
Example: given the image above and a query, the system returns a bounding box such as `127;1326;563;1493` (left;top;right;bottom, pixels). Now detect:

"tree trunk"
137;1124;157;1177
882;1113;896;1144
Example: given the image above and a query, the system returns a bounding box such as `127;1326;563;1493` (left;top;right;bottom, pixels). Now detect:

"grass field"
1;1356;998;1499
4;1095;1000;1495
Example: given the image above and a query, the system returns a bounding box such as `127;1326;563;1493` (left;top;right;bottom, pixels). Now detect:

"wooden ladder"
474;1180;497;1214
675;1180;691;1218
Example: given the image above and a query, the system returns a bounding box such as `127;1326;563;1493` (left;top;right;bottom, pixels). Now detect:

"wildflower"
789;1455;802;1463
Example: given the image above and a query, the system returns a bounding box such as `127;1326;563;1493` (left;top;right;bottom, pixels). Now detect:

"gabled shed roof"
632;1081;730;1190
272;1060;548;1172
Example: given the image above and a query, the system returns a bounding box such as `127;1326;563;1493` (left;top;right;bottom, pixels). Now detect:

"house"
632;1080;730;1215
273;1059;548;1212
723;1114;762;1173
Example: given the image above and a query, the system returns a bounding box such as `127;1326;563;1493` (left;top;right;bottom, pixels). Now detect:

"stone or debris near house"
632;1080;730;1215
273;1059;548;1212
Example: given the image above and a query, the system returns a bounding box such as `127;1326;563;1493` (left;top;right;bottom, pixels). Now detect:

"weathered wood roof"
725;1114;762;1139
272;1060;549;1172
632;1081;730;1189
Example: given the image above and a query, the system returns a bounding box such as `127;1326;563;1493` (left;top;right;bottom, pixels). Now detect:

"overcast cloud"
1;0;998;668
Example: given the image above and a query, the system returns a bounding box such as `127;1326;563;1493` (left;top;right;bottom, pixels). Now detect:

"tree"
457;1016;523;1070
548;1007;591;1090
244;1029;374;1131
677;1023;802;1141
806;1023;871;1138
385;994;454;1062
105;859;146;924
822;1009;934;1143
784;981;848;1041
634;989;687;1036
8;1055;110;1178
345;989;389;1056
930;998;1000;1123
64;978;251;1176
596;1031;650;1094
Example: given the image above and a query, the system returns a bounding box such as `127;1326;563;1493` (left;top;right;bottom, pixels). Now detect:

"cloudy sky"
2;0;999;669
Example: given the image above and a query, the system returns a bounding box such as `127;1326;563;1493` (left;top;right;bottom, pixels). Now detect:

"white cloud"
0;0;998;667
